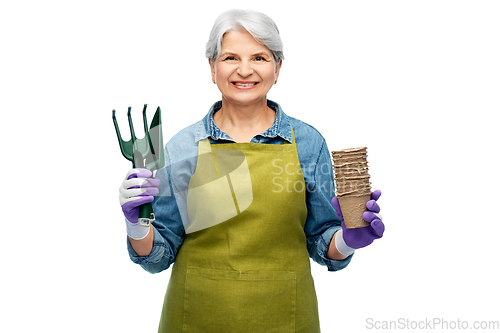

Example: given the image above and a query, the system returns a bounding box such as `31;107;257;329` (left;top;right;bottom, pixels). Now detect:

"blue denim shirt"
127;100;353;272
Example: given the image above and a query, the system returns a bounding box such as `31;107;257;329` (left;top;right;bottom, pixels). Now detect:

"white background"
1;0;499;332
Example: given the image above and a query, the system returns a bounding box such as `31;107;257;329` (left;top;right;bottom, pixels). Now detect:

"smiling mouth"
232;82;258;87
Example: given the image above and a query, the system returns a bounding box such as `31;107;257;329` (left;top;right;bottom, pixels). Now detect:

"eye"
224;56;236;61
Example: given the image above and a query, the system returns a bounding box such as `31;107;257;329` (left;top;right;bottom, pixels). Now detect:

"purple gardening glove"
331;190;385;249
119;168;160;224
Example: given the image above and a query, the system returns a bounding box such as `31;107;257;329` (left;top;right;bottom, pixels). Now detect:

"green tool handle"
134;151;156;226
138;202;154;224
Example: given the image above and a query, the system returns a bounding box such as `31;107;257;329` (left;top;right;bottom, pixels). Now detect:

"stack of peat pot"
331;147;372;228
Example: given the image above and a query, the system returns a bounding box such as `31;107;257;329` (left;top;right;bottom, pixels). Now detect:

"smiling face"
210;29;281;107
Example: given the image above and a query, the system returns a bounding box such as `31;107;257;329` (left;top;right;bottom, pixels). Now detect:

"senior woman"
119;9;384;332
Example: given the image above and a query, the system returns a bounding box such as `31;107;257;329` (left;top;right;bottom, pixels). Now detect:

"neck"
213;98;276;142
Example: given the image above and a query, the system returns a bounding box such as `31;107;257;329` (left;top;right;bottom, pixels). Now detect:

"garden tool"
112;104;165;226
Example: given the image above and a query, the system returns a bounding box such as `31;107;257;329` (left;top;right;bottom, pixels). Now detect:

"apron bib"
158;131;320;332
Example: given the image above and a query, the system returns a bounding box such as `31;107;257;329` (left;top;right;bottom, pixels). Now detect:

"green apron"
158;131;320;332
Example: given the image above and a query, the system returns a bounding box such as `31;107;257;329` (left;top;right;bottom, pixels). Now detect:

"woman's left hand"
331;190;385;249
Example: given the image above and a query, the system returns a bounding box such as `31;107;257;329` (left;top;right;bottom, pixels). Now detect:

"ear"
209;58;216;82
274;59;282;82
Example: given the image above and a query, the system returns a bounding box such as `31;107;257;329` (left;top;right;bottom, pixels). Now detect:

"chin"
223;93;267;105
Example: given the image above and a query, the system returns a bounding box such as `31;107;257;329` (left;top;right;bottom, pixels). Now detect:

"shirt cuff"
316;226;354;272
127;226;168;266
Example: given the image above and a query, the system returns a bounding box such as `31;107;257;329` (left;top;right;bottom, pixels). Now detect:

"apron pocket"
183;266;296;333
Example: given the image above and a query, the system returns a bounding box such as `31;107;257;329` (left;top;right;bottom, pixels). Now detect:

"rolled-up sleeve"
304;139;353;271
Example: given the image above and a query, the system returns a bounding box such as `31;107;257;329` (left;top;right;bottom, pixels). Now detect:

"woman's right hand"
119;168;160;239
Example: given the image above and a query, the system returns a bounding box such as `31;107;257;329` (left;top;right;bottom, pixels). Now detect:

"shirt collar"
195;100;292;143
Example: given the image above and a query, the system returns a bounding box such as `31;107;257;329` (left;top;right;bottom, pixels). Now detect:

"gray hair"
205;9;284;64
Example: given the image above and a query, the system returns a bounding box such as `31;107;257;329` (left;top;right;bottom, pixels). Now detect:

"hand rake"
112;104;165;226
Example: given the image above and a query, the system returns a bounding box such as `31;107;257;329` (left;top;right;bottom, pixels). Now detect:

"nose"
237;60;253;77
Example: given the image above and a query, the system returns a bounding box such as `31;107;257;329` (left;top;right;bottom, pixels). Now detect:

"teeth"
234;83;257;86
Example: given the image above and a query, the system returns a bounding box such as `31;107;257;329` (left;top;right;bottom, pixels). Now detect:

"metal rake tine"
112;109;134;161
127;106;138;143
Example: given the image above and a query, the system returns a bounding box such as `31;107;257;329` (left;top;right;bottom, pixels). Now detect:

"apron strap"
198;138;220;178
198;137;212;154
290;125;295;144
